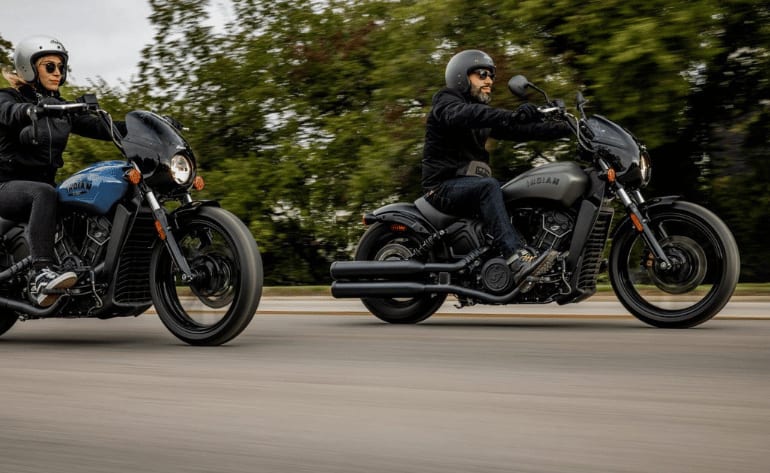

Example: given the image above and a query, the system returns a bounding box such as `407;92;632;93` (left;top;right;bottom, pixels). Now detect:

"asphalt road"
1;297;768;473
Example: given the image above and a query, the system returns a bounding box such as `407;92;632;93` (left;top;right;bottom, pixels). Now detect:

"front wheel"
609;201;740;328
356;222;446;324
150;206;263;345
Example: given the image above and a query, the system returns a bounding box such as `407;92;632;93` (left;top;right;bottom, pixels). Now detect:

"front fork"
600;162;673;271
144;189;196;283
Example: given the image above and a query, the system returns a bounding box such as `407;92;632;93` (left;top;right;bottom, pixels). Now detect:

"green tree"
691;1;770;280
3;0;768;283
0;36;12;69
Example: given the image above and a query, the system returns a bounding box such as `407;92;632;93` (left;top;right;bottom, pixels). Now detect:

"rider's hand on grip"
24;103;44;120
76;94;100;111
38;97;67;118
512;103;542;123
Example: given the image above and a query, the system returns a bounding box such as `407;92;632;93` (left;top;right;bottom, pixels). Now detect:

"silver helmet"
444;49;495;92
13;35;69;85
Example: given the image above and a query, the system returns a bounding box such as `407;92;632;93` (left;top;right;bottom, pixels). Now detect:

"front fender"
168;200;221;228
611;195;682;239
364;202;437;235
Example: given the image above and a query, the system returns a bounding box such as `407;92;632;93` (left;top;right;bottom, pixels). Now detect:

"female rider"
0;35;122;307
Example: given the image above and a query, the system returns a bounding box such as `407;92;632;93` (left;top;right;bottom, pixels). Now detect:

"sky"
2;0;226;88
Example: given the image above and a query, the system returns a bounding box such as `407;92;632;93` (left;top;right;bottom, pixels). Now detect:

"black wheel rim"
361;231;428;308
614;211;727;317
154;218;242;333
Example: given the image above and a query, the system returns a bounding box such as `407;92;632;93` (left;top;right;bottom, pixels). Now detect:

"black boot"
508;248;558;285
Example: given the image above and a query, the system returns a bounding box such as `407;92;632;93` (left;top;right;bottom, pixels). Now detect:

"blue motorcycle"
0;95;263;345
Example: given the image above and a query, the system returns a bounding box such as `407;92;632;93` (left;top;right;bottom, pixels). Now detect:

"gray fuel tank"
501;161;589;207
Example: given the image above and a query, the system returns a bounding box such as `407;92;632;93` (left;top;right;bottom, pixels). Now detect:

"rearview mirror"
576;91;588;118
576;91;586;107
508;75;530;98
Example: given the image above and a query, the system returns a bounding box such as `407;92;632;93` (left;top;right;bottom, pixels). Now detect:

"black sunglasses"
473;69;495;80
42;62;66;74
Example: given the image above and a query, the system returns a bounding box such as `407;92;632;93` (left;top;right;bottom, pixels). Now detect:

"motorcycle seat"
415;197;459;229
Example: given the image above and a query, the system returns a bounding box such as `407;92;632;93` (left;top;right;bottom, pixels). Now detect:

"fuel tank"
57;161;132;215
501;161;588;207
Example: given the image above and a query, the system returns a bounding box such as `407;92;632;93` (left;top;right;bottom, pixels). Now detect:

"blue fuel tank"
57;161;132;215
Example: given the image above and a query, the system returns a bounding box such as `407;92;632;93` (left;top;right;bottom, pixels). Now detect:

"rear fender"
364;203;437;235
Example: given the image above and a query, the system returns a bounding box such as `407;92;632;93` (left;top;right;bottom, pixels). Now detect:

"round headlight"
170;154;193;185
640;149;652;187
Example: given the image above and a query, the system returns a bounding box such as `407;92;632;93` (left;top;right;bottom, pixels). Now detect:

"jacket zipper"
34;92;55;165
45;116;53;164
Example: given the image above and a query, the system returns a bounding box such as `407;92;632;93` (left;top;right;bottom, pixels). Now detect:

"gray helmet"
444;49;495;92
13;35;69;85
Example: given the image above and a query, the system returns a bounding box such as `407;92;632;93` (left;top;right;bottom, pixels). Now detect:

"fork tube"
145;190;195;281
615;184;672;270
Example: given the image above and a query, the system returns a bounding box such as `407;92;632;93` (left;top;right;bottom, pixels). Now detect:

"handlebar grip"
28;103;93;144
537;106;562;114
41;103;92;114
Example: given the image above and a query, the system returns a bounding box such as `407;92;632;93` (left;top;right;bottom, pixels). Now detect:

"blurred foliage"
1;0;768;282
0;37;12;69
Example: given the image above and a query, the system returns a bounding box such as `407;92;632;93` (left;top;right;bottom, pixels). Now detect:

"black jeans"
0;180;58;266
425;176;522;258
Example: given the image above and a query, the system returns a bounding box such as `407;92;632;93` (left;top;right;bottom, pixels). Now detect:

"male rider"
422;49;572;282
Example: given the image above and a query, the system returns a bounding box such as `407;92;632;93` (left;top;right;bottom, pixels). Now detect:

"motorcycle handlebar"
537;105;562;115
27;98;106;146
39;102;98;116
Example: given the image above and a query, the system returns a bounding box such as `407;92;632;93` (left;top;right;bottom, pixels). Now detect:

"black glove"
24;103;44;120
512;103;542;123
38;96;67;118
19;98;72;146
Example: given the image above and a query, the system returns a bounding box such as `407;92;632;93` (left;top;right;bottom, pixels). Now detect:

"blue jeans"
424;176;522;257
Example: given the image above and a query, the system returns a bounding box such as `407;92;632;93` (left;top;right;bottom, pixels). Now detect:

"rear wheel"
356;222;446;324
151;206;263;345
0;315;16;337
609;201;740;328
0;226;29;338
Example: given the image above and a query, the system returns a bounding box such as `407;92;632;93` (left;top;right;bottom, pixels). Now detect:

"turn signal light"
154;220;167;240
126;168;142;185
606;168;616;183
193;175;205;191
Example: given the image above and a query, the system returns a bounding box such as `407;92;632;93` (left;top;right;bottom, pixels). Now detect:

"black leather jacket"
0;85;116;184
422;87;572;191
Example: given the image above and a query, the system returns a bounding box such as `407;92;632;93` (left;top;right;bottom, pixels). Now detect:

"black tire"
0;315;16;337
355;222;446;324
150;206;263;345
609;201;740;328
0;226;29;337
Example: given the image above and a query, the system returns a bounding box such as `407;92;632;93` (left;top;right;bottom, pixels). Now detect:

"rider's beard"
470;83;492;104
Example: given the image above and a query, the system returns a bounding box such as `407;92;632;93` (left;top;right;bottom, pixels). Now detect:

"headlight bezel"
639;148;652;187
170;153;194;186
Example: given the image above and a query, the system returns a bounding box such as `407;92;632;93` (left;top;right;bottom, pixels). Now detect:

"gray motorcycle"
330;76;740;328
